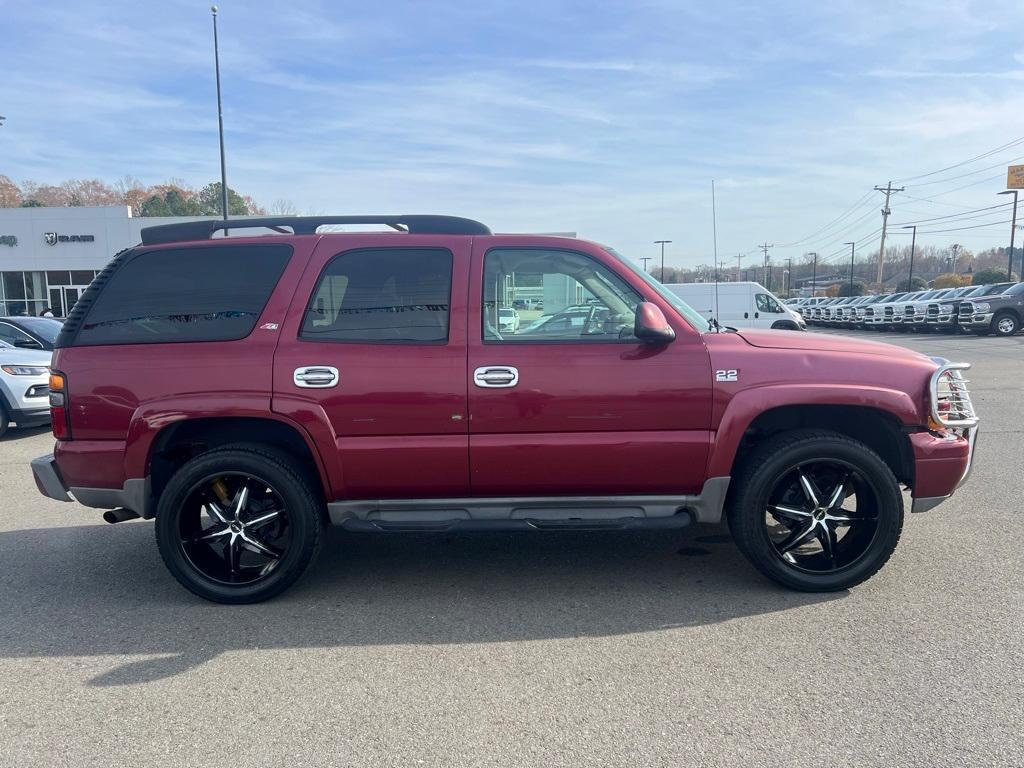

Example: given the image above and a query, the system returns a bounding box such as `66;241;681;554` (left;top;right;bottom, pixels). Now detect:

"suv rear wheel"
0;402;8;439
155;445;324;603
727;430;903;591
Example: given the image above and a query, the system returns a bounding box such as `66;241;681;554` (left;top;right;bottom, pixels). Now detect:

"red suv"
31;215;978;603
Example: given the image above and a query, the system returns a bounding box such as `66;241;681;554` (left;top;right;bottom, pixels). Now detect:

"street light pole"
640;256;651;271
845;242;856;293
212;5;229;223
901;225;917;291
654;240;672;281
999;190;1019;279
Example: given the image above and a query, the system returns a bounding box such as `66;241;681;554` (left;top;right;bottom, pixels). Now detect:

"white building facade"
0;206;235;316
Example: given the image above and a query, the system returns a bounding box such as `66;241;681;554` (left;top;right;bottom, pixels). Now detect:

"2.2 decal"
715;369;738;382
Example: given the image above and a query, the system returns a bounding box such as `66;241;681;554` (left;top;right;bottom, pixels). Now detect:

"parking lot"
0;329;1020;767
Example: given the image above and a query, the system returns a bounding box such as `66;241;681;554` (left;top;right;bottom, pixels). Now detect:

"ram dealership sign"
43;232;95;245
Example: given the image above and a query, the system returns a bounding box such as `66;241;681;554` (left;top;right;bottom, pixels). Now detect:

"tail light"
49;371;71;440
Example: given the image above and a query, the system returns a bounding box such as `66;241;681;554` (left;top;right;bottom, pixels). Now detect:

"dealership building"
0;206;255;317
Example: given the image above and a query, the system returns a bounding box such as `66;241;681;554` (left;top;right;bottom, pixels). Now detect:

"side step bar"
326;479;730;530
339;513;693;534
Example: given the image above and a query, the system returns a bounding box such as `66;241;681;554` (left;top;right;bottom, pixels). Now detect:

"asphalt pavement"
1;329;1022;767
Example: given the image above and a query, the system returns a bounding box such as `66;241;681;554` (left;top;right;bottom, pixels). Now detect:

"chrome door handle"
293;366;339;388
473;366;519;388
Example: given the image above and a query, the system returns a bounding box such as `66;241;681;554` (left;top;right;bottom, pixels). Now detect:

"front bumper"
910;426;978;513
959;312;993;328
9;406;50;428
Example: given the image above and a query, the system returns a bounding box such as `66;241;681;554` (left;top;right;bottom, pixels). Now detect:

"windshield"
603;248;711;332
12;317;63;344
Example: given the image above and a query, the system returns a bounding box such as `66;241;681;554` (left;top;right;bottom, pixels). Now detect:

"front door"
467;244;713;496
272;237;471;499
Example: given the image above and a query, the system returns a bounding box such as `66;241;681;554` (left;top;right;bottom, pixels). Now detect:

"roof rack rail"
139;215;491;245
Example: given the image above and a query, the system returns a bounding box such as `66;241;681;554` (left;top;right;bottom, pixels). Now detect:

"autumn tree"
931;272;972;288
0;175;22;207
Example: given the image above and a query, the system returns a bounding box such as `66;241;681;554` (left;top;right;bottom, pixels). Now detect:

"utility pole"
759;242;773;288
845;242;856;293
785;258;792;296
874;181;905;285
999;190;1019;279
901;226;917;291
807;252;818;297
654;240;672;281
736;253;742;282
640;256;651;271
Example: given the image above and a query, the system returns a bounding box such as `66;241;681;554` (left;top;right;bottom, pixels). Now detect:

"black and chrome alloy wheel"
764;461;879;573
727;430;903;592
178;473;290;586
156;445;323;603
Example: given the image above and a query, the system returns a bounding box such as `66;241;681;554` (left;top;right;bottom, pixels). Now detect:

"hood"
0;345;52;367
733;328;929;360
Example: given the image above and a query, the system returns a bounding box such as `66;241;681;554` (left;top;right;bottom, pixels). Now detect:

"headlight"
973;302;990;313
938;304;953;313
1;365;49;376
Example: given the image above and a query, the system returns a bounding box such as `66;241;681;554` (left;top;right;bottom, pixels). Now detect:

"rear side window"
300;248;452;343
73;245;291;345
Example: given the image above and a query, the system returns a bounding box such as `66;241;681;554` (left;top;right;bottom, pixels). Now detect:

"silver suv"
0;340;51;437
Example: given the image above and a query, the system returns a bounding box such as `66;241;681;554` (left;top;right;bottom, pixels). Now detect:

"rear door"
467;241;712;496
273;236;470;499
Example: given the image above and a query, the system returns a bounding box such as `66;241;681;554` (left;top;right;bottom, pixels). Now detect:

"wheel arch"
146;416;332;506
709;391;919;487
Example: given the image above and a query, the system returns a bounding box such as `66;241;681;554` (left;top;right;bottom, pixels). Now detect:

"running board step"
339;513;693;534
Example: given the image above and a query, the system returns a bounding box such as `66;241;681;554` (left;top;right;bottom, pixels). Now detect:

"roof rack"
139;215;491;246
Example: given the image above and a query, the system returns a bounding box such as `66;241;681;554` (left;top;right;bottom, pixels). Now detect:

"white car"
0;340;52;437
498;307;521;333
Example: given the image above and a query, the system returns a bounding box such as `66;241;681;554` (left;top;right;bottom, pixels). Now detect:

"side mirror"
634;302;676;344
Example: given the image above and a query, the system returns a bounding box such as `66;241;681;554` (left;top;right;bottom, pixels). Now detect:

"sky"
2;0;1024;274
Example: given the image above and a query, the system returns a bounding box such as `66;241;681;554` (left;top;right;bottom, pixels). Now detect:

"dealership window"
0;270;99;317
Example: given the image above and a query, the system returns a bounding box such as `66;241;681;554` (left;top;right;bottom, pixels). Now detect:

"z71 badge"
715;369;738;382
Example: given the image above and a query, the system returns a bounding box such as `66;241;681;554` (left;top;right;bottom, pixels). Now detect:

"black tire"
770;321;799;330
991;311;1020;337
0;402;8;439
155;444;324;604
727;430;903;592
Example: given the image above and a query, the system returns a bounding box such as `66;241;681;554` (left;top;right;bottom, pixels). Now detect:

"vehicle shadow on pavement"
0;522;843;686
0;426;51;443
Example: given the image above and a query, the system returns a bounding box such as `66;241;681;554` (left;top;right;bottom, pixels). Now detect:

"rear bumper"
32;452;153;517
909;427;977;513
31;454;72;502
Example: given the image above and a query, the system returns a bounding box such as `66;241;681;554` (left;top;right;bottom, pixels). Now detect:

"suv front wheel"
727;430;903;592
155;445;324;603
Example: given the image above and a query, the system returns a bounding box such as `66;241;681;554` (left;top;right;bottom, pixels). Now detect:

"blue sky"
2;0;1023;272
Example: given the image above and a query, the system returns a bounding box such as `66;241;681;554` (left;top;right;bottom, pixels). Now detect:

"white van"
664;282;806;331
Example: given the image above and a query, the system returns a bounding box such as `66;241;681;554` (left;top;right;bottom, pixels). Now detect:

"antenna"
712;180;720;330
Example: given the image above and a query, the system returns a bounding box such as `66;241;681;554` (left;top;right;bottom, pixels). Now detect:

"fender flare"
707;383;922;478
124;395;341;499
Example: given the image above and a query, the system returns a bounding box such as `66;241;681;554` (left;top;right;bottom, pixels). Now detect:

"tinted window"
484;249;641;343
75;245;291;345
301;248;452;343
1006;283;1024;296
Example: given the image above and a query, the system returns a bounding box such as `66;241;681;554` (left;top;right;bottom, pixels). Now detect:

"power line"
776;190;876;247
904;154;1024;188
895;135;1024;183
